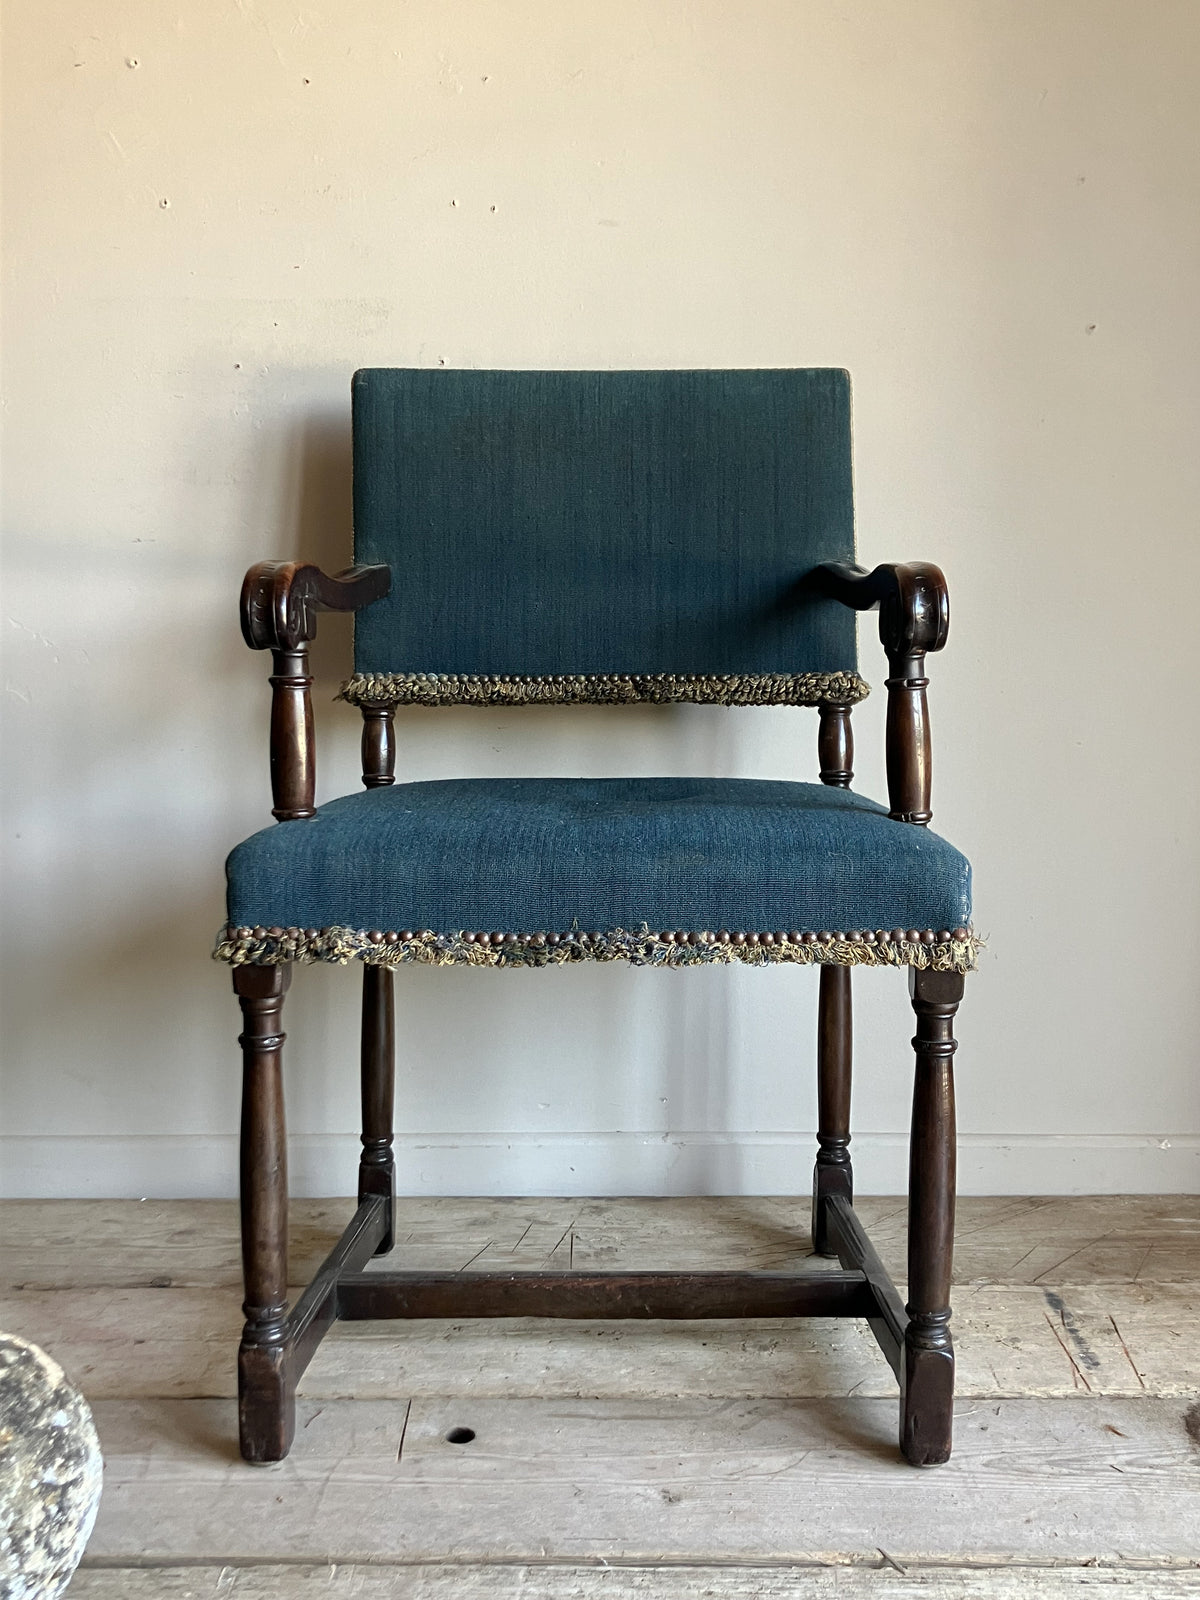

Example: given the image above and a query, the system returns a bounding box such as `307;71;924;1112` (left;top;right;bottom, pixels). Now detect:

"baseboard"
2;1130;1197;1199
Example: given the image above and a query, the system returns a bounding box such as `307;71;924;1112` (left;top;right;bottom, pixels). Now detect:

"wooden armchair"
217;369;977;1468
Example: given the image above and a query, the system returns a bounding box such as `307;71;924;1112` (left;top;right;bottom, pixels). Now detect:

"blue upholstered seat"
223;777;971;968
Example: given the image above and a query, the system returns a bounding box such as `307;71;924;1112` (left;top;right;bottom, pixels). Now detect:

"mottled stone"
0;1332;101;1599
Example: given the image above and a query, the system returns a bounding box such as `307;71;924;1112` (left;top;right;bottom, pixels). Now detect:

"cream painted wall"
2;1;1198;1198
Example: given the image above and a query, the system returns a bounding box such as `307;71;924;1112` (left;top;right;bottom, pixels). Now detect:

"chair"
218;368;977;1468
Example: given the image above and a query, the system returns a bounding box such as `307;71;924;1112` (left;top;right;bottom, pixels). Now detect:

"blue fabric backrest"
351;368;857;680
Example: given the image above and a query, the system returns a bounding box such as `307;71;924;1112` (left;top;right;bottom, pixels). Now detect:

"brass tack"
906;929;920;943
789;931;803;944
503;932;518;944
863;930;877;943
268;926;286;937
717;930;731;943
760;932;775;945
531;933;546;947
937;930;951;943
252;926;267;938
921;929;935;943
546;933;561;945
832;932;845;943
774;931;787;944
384;931;399;944
462;931;476;943
687;931;701;945
746;933;761;945
731;932;746;945
953;927;969;941
400;930;414;941
818;931;832;943
848;931;862;943
891;928;906;943
368;930;383;943
490;932;504;946
801;932;818;945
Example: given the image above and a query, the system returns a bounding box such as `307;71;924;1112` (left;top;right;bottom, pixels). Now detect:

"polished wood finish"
286;1196;389;1382
360;707;396;788
233;962;294;1464
811;561;949;825
240;561;390;822
337;1268;875;1322
812;965;853;1256
359;966;396;1255
825;1194;906;1379
266;648;315;820
903;965;963;1466
817;702;853;787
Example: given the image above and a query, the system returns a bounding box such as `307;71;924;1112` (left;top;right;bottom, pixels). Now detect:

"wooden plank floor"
2;1196;1198;1596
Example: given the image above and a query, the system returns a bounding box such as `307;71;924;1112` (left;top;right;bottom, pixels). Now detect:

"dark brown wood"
268;647;315;820
360;706;396;788
825;1194;905;1379
812;964;853;1256
287;1195;389;1382
359;966;396;1255
817;703;853;787
234;962;294;1464
240;561;391;822
810;561;948;825
337;1268;875;1322
885;650;932;825
902;965;964;1466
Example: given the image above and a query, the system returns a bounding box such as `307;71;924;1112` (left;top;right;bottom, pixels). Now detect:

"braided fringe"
214;924;981;973
338;670;870;709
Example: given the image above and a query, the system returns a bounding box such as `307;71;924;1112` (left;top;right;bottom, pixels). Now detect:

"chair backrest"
350;368;860;704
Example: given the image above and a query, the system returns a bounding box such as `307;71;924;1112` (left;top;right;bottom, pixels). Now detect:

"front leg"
234;963;295;1463
901;966;963;1465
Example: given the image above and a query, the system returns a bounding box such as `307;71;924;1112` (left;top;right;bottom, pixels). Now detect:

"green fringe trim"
338;671;870;710
214;924;981;973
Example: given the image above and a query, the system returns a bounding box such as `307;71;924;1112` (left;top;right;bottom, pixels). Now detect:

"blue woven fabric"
226;779;971;936
351;369;858;680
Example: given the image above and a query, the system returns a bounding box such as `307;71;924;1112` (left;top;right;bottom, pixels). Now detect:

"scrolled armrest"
241;561;391;652
811;560;951;826
239;561;390;823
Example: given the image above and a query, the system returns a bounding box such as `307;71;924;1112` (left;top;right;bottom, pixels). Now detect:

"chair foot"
901;1313;954;1465
238;1339;295;1463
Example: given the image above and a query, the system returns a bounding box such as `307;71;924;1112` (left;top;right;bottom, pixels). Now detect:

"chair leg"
359;965;396;1255
901;966;963;1466
812;965;852;1256
234;963;295;1464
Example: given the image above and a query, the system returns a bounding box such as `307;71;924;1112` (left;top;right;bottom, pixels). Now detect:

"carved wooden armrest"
240;562;391;821
811;561;950;825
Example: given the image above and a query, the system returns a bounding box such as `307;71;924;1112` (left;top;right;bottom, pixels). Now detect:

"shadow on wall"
1;393;751;1196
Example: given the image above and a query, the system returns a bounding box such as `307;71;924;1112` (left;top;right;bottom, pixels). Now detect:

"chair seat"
221;778;973;970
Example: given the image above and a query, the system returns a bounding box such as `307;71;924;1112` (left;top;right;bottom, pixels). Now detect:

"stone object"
0;1332;102;1599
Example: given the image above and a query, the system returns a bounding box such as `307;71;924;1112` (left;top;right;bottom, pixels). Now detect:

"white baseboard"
3;1130;1198;1199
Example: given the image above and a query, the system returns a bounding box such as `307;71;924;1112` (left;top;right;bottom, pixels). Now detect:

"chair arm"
811;561;950;825
240;562;391;821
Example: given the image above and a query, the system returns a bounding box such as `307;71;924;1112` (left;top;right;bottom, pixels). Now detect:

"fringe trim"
338;671;870;710
214;924;981;973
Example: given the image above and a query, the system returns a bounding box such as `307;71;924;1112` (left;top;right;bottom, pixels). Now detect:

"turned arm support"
241;562;391;820
811;561;950;825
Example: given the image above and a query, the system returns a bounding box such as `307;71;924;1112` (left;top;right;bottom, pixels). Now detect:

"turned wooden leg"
234;963;294;1463
359;964;396;1255
812;965;853;1256
901;966;963;1466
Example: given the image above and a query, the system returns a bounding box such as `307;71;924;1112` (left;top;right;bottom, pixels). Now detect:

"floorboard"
1;1197;1195;1593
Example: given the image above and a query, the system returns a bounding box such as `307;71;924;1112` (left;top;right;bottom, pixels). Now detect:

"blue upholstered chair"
220;369;977;1467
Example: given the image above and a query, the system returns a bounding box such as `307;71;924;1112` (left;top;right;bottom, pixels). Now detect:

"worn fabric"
224;778;971;947
351;368;858;694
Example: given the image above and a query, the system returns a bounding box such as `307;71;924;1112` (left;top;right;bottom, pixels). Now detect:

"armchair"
216;368;978;1468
